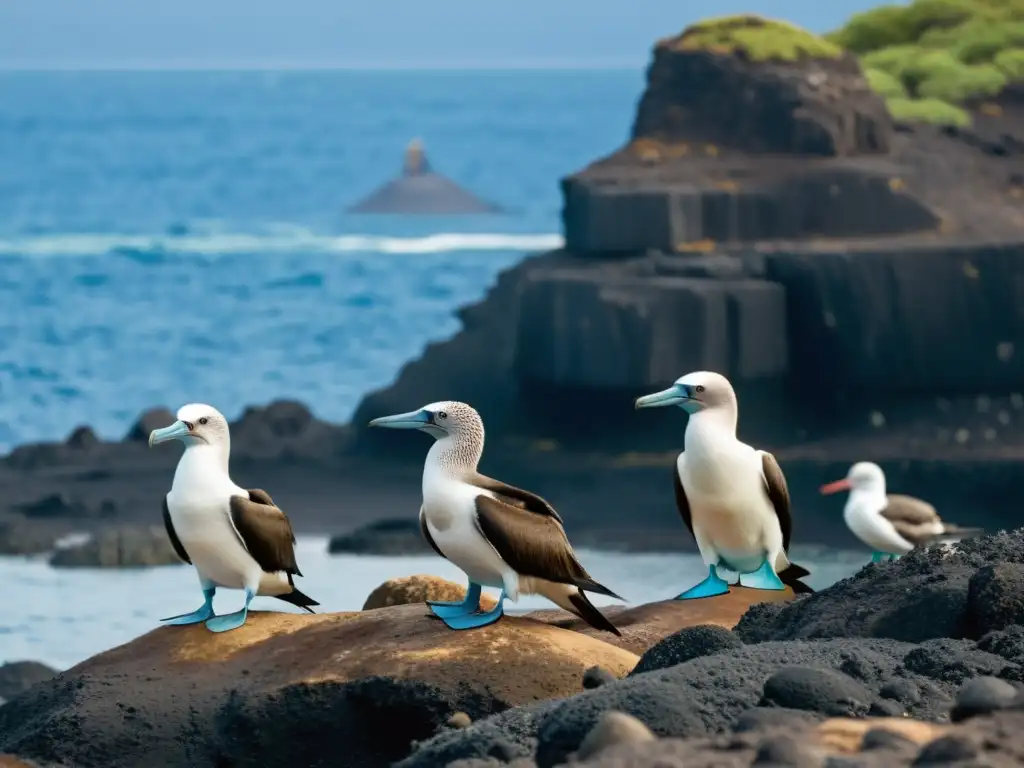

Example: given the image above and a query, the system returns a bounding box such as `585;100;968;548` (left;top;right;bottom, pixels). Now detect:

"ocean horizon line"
0;60;645;73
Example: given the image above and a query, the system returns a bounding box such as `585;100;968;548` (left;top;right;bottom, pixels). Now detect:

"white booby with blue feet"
149;403;319;632
634;371;814;599
820;461;984;562
368;400;622;634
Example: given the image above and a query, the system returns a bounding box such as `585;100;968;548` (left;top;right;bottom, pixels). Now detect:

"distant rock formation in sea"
347;138;502;214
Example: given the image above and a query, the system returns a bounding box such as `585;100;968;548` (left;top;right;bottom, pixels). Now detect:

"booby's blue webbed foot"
441;590;505;630
427;582;482;618
205;589;253;633
676;565;731;600
161;587;216;625
739;560;785;591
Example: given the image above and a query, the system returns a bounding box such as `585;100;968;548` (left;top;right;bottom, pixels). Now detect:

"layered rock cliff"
350;14;1024;539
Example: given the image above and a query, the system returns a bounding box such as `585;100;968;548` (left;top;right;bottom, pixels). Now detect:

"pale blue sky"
0;0;888;69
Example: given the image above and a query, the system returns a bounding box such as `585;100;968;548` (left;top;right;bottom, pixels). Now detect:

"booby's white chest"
843;493;913;555
166;448;258;589
678;429;781;570
420;457;508;589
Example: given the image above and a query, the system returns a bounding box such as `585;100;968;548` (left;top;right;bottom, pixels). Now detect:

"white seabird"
368;400;622;634
149;403;318;632
820;461;984;562
634;371;813;598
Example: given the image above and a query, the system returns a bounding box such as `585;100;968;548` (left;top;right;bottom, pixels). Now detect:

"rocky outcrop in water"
48;525;183;568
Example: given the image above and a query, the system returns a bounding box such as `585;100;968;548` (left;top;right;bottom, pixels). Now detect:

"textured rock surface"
633;18;891;156
362;575;499;612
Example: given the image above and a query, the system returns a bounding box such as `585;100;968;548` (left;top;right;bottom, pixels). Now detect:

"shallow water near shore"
1;538;867;670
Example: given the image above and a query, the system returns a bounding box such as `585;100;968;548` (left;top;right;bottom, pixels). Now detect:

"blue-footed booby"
368;401;622;634
149;404;318;632
820;461;983;563
634;371;813;599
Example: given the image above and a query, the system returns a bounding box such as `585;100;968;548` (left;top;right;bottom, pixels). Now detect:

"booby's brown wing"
468;472;563;524
760;452;793;552
246;488;275;506
881;494;942;546
419;505;447;560
760;452;813;591
229;491;301;576
162;496;191;564
473;495;621;599
672;458;695;541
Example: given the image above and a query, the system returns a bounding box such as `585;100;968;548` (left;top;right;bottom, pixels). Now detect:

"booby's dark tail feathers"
938;526;985;541
780;563;815;595
574;577;625;602
568;591;622;637
276;588;319;613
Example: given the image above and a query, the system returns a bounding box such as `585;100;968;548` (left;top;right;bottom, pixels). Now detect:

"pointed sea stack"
347;139;502;214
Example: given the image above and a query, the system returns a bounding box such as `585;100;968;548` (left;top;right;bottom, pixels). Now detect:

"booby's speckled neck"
425;425;484;478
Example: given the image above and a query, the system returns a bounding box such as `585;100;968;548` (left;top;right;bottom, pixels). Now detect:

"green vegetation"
826;0;1024;125
674;15;843;62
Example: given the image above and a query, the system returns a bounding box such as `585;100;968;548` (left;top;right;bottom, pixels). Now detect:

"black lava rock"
950;676;1020;723
967;564;1024;636
913;734;980;764
738;532;1024;645
630;624;743;675
582;667;616;690
880;679;922;705
901;639;1012;685
760;666;874;717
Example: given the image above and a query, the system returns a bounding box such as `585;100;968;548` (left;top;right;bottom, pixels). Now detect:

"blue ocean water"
0;69;643;449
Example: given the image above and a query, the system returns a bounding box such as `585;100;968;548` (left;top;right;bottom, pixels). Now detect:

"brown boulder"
362;574;499;611
0;604;637;768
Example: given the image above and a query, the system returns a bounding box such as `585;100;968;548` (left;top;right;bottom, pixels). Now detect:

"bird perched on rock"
820;461;984;562
149;404;318;632
368;400;622;633
634;371;813;599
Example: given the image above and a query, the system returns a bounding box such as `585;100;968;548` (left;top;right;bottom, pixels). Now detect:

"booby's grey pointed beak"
634;384;688;410
149;420;191;447
368;409;432;429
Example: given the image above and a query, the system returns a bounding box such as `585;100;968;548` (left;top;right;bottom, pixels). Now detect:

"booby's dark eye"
695;385;705;393
438;411;447;420
199;417;209;425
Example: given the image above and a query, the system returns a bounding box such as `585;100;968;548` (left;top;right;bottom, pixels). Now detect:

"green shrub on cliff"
865;67;909;97
995;47;1024;77
674;15;843;61
885;96;972;125
829;0;1024;125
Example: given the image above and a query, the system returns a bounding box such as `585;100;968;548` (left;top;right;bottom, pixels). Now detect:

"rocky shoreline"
4;532;1024;766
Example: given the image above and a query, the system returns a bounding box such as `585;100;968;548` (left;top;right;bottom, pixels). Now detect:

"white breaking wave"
0;231;564;258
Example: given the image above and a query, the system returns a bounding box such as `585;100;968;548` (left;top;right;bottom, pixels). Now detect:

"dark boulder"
124;407;175;442
328;519;433;556
631;624;743;675
760;666;874;717
950;677;1020;723
48;526;183;568
0;662;58;701
967;564;1024;636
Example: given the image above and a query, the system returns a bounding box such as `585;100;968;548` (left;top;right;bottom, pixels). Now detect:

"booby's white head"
820;461;886;497
634;371;737;416
148;403;230;451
